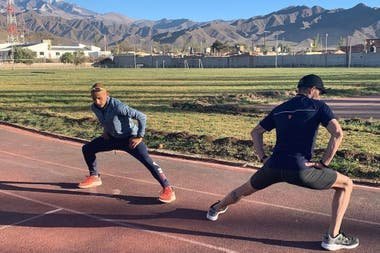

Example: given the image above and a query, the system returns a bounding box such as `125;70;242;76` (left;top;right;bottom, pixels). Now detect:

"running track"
0;124;379;253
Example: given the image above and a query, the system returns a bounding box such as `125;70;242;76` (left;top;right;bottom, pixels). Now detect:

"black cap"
297;74;326;94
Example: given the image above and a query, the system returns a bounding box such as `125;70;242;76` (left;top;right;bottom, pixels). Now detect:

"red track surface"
0;124;379;253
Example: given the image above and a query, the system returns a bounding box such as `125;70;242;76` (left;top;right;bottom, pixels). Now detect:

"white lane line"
0;190;238;253
0;157;67;177
0;208;63;230
0;125;84;147
1;150;380;227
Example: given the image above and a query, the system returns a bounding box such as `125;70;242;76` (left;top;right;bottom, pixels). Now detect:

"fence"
112;52;380;68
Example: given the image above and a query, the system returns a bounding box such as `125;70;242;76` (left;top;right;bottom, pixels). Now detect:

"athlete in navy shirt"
207;74;359;251
260;93;335;160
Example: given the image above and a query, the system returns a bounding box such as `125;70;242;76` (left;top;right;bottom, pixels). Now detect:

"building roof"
51;46;88;51
22;42;41;47
0;48;11;52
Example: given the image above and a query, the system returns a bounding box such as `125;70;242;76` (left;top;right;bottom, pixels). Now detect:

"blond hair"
91;83;106;92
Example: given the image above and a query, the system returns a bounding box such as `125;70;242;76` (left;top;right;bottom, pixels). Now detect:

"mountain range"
0;0;379;52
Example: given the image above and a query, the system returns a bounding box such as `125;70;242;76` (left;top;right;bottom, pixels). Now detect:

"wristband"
260;155;268;163
320;160;328;167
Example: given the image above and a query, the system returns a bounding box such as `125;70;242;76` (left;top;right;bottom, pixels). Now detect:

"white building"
0;43;14;60
0;39;111;61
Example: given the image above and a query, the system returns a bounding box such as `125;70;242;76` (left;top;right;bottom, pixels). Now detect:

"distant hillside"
0;1;379;51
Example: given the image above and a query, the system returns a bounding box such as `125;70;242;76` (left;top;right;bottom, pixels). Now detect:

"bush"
60;52;74;64
73;51;86;65
13;47;35;64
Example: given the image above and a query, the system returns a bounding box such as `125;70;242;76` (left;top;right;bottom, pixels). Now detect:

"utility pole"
275;34;278;68
19;12;25;44
104;34;107;52
7;0;18;44
261;30;269;54
263;31;268;50
251;38;254;54
7;0;18;63
348;36;352;68
325;33;328;54
134;44;137;68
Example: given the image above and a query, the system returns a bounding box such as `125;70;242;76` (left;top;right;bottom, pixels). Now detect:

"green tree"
281;44;290;53
311;34;320;52
60;52;74;64
211;40;224;54
337;36;345;49
111;44;120;55
13;47;35;64
73;51;86;65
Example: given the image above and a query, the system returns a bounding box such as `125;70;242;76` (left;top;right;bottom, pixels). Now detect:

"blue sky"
68;0;379;21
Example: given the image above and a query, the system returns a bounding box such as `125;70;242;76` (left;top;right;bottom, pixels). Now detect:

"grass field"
0;68;379;180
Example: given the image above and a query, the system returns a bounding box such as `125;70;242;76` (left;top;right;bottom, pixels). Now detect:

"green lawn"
0;68;379;180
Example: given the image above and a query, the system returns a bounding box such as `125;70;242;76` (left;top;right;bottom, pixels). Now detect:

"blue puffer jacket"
91;96;147;138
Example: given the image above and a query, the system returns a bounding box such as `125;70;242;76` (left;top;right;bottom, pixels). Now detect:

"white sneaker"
321;232;359;251
206;201;228;221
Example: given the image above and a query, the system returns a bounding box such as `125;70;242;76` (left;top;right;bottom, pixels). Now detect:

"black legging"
82;136;170;188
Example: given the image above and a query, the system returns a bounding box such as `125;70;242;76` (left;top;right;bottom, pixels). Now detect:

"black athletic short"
250;156;338;190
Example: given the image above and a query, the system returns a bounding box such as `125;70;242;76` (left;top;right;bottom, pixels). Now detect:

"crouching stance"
206;74;358;251
79;83;175;203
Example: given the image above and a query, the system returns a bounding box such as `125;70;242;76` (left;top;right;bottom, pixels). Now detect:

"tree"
13;47;35;64
281;44;290;53
337;36;345;50
73;51;86;65
311;34;320;52
235;43;247;53
115;41;134;54
60;52;74;64
211;40;224;54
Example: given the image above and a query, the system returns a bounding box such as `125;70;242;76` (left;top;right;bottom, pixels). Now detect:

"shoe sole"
206;207;228;221
78;181;102;189
321;242;359;251
159;194;176;203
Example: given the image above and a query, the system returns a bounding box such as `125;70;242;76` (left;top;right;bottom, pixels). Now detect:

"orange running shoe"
78;175;102;189
159;186;176;203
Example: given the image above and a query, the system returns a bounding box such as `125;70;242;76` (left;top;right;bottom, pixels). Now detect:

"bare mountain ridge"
0;0;379;50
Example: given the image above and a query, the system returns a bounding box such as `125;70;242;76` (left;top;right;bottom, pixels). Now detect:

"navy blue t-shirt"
260;94;335;160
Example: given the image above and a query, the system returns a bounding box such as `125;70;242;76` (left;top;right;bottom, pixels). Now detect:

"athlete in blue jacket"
78;83;175;203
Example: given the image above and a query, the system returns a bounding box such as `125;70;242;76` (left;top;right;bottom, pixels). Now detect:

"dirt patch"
172;91;297;115
172;101;260;114
145;130;379;180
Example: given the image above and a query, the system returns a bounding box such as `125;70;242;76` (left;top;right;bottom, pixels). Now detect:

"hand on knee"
333;173;353;191
345;178;353;191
